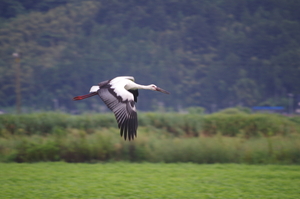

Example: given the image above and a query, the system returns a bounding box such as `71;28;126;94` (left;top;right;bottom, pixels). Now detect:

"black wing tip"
120;130;137;141
117;108;138;141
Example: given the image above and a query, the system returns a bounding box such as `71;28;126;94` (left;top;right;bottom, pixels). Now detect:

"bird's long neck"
126;82;153;90
136;84;152;90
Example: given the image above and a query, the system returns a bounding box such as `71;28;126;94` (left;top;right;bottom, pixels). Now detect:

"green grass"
0;162;299;199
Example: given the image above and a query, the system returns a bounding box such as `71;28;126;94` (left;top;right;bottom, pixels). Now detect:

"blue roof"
252;106;284;110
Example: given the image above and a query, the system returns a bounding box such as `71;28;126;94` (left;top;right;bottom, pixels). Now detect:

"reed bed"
0;112;300;163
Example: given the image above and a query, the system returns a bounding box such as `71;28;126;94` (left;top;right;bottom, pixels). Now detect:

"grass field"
0;162;299;199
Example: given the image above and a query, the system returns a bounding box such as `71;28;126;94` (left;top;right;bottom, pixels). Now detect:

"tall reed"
1;112;299;137
1;129;299;164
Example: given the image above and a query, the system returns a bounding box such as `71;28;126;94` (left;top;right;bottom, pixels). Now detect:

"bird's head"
149;84;170;94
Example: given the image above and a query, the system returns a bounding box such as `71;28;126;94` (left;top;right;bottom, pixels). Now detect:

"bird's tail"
73;92;98;101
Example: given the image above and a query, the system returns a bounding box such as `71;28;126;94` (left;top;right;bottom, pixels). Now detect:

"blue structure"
252;106;285;112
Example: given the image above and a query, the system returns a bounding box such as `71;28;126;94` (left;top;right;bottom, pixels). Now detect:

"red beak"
156;87;170;94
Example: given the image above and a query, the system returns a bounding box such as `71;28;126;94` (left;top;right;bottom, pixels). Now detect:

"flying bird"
73;76;170;140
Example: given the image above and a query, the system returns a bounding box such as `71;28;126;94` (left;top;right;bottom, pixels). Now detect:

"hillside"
1;0;300;112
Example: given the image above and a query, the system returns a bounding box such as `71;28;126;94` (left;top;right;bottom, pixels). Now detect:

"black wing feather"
98;83;138;140
128;89;139;102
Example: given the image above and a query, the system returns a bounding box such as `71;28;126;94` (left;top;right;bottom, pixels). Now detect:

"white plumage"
73;76;169;140
89;86;99;92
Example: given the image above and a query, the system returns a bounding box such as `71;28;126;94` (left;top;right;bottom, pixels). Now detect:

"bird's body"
73;76;169;140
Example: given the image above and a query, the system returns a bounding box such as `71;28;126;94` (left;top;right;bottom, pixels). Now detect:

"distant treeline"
1;0;300;112
1;111;300;164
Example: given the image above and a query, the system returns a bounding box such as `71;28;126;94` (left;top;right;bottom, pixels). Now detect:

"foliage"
202;112;299;137
1;127;300;164
1;0;300;112
187;106;206;114
216;106;251;114
1;112;299;138
0;112;116;136
1;112;300;163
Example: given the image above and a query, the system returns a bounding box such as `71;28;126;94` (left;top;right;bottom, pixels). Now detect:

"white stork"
73;76;170;140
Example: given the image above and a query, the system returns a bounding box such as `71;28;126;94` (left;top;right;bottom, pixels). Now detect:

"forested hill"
1;0;300;113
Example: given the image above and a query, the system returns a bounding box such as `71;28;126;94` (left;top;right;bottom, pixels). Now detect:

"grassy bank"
0;112;300;164
1;162;299;199
1;128;299;164
1;112;299;137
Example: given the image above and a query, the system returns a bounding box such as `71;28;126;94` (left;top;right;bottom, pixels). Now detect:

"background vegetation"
1;0;300;112
1;111;300;164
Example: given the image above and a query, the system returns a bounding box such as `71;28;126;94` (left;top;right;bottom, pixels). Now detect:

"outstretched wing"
98;83;138;140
